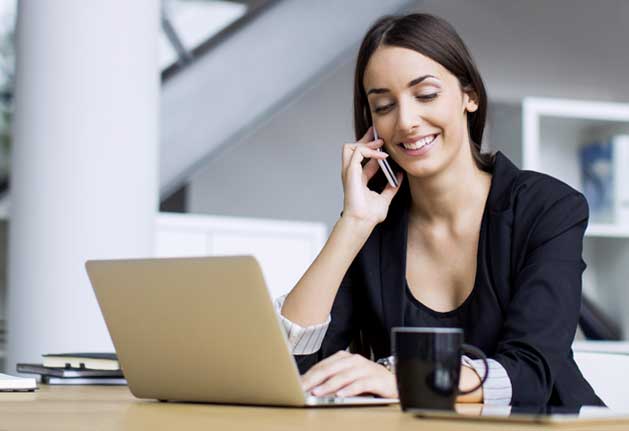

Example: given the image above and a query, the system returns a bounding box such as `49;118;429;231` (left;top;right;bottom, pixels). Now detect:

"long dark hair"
353;13;494;184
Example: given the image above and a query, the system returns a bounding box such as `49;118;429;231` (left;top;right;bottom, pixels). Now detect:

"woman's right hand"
341;126;404;227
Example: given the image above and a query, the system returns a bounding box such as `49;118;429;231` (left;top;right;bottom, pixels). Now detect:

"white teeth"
402;134;437;150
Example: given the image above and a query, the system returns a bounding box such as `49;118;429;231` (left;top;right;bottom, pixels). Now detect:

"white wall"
188;0;629;231
415;0;629;103
188;58;356;230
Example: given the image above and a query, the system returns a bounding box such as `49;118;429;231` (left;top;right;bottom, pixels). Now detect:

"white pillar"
6;1;159;371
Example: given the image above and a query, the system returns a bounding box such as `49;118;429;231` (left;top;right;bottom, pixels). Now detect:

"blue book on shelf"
580;140;614;223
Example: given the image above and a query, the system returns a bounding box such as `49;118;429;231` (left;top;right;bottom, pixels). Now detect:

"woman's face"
363;46;478;178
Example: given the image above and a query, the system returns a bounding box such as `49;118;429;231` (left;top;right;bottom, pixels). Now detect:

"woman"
276;13;603;407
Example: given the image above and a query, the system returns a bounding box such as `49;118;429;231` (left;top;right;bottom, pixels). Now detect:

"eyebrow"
366;74;438;96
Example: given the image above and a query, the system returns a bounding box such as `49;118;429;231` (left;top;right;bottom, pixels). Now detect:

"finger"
302;352;352;392
342;145;352;181
301;351;352;391
362;158;380;182
342;140;383;162
342;144;358;182
380;172;404;202
354;139;384;150
346;146;389;184
351;147;389;165
341;141;382;182
364;139;384;149
311;365;366;397
336;377;377;398
357;126;374;143
346;142;367;181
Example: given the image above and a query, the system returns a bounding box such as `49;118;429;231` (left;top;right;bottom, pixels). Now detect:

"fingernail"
312;387;321;396
336;390;346;397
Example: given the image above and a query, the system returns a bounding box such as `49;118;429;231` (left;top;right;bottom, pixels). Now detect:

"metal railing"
160;0;278;82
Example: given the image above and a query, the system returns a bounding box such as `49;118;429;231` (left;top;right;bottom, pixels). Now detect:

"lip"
401;133;439;145
398;133;439;157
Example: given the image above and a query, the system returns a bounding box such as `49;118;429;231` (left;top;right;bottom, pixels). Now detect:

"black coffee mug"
392;327;488;411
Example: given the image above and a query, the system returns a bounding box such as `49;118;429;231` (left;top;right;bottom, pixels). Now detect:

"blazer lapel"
487;151;519;212
484;151;519;311
379;180;410;334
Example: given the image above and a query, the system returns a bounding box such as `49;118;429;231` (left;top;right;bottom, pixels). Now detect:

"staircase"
159;0;414;197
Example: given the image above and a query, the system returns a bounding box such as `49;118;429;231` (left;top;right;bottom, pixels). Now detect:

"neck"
407;143;492;228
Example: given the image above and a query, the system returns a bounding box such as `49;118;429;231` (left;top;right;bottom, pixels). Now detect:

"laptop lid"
85;255;307;406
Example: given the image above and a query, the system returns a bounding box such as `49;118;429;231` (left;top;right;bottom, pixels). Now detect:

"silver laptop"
85;255;398;407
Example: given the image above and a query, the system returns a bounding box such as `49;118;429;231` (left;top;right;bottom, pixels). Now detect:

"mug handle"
457;344;489;395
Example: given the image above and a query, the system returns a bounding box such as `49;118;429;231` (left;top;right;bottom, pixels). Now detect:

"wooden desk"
0;385;627;431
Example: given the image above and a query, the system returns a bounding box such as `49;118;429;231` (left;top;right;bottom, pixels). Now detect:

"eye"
374;104;394;114
415;93;438;101
373;93;439;114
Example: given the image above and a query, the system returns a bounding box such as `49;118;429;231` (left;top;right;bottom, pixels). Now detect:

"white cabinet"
154;213;327;301
488;97;629;338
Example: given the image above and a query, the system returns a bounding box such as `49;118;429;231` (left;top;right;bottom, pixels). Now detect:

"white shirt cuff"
274;294;330;355
462;356;512;405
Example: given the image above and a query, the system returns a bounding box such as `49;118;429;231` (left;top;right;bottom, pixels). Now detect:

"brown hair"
353;13;494;187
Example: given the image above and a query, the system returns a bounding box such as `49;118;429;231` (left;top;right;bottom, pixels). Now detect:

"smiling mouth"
398;134;438;150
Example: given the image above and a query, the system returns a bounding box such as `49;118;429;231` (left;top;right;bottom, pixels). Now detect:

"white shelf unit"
587;224;629;238
488;97;629;339
154;213;327;301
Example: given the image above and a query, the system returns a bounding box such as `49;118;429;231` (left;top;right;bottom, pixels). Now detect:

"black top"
403;281;469;328
294;151;604;408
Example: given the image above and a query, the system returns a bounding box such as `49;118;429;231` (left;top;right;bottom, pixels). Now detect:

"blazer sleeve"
293;260;360;374
492;187;588;406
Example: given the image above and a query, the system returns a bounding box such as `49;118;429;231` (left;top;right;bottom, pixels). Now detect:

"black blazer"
295;151;603;408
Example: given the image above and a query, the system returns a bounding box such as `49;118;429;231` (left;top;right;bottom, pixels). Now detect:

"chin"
397;155;444;179
404;165;440;179
399;143;467;179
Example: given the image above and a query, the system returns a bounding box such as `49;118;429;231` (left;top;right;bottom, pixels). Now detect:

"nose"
396;96;421;136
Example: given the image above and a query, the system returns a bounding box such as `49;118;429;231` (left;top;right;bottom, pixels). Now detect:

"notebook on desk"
42;353;119;370
0;373;37;392
85;255;398;407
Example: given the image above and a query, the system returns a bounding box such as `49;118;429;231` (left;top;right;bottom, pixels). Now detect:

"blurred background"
0;0;628;377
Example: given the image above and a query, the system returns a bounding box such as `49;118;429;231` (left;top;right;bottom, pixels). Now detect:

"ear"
461;84;479;113
463;90;479;113
465;96;479;113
